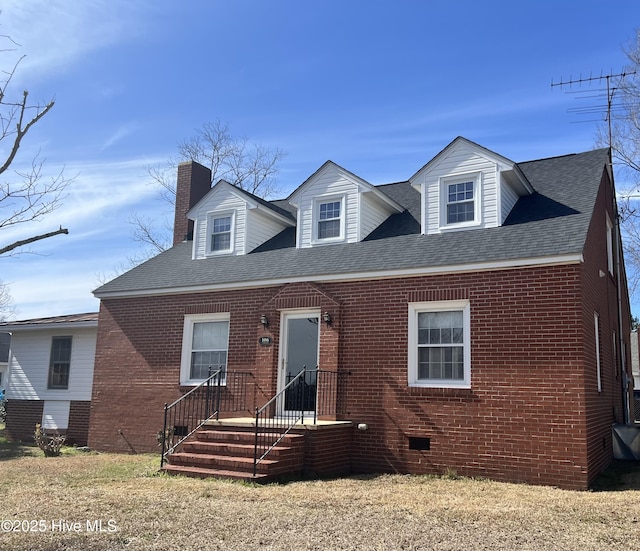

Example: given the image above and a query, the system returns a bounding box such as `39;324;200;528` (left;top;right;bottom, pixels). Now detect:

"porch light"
322;311;332;326
260;314;269;328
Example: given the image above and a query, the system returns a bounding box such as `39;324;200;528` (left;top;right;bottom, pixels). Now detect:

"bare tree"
0;38;70;258
131;120;286;257
594;30;640;297
0;279;15;321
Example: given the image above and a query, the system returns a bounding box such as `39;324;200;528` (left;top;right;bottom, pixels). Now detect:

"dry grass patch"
0;452;639;550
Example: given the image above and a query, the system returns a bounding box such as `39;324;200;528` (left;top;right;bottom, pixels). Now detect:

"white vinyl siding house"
2;314;98;434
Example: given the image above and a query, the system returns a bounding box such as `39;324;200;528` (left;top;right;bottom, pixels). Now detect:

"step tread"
162;464;268;480
169;452;279;465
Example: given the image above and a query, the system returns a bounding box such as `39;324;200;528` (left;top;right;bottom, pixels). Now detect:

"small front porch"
162;418;353;481
160;368;353;481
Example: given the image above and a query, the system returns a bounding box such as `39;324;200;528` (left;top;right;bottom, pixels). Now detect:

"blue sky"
1;0;639;319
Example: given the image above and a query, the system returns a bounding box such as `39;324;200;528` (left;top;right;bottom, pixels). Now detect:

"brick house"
1;313;98;445
90;137;633;489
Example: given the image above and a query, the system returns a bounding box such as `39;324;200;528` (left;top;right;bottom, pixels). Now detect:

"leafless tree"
0;279;14;321
131;120;286;257
0;35;71;320
0;38;70;258
595;29;640;297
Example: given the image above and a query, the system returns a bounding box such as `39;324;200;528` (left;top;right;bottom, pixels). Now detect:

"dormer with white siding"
288;161;403;248
188;180;295;259
409;137;533;235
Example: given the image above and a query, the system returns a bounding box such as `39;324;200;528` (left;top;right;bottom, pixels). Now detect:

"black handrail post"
313;369;318;425
205;366;212;417
253;406;260;477
161;403;169;468
301;366;306;425
216;365;223;421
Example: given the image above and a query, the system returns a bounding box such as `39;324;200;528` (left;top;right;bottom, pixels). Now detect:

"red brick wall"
5;399;43;442
67;401;91;446
579;167;632;486
6;400;91;445
302;424;352;477
90;265;603;488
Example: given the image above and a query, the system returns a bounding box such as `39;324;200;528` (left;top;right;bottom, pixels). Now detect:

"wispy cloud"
1;0;153;83
100;123;141;151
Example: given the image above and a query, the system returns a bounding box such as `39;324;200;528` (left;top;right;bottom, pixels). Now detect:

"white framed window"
606;214;614;275
440;173;481;229
313;196;345;243
408;300;471;388
180;313;230;385
207;212;235;254
48;336;72;390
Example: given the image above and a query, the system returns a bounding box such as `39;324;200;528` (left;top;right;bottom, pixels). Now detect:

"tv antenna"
551;70;635;149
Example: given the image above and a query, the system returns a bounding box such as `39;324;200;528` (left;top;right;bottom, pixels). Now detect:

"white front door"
278;311;320;416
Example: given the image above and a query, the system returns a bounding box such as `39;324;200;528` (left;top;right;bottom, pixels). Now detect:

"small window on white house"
318;200;341;239
208;213;234;254
48;336;72;390
441;174;480;229
180;314;229;385
408;300;471;388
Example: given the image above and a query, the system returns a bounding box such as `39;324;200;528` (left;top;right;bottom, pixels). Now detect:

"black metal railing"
252;368;350;476
160;368;251;467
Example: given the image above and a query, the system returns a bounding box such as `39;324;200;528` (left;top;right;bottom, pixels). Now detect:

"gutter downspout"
610;151;631;424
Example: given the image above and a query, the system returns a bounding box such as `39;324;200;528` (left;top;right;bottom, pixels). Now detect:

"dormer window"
440;173;481;229
208;212;234;254
447;181;474;223
319;201;341;238
313;196;345;243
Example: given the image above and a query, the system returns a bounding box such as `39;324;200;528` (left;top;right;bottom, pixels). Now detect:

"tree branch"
0;226;68;256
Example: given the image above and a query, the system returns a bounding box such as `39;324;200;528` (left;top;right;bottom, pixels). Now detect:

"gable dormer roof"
409;136;534;195
288;160;403;213
187;179;295;226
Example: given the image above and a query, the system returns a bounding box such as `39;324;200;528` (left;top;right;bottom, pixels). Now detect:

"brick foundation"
5;400;44;442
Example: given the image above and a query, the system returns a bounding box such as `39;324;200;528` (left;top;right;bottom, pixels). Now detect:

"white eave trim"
0;321;98;332
94;253;584;300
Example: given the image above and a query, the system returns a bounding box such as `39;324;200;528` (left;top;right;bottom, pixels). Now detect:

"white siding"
6;327;96;401
500;180;520;224
292;164;400;248
42;400;71;430
421;146;500;235
192;188;248;258
246;209;289;252
295;166;360;248
360;192;392;239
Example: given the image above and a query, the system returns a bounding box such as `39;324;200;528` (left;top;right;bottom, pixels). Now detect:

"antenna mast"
551;70;635;149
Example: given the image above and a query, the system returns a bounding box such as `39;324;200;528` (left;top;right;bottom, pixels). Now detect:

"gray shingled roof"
0;312;99;329
94;148;609;297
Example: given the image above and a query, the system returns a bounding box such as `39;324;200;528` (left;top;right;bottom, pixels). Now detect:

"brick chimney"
173;161;212;245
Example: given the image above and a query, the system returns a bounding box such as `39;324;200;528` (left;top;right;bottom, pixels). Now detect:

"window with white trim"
440;174;480;228
180;314;229;385
208;212;234;254
48;336;72;389
408;300;471;388
313;196;344;242
606;214;614;275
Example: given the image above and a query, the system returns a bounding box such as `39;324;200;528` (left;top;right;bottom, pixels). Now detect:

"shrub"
0;397;6;423
34;424;66;457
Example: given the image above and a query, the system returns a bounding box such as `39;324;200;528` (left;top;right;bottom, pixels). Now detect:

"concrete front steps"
162;424;306;482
